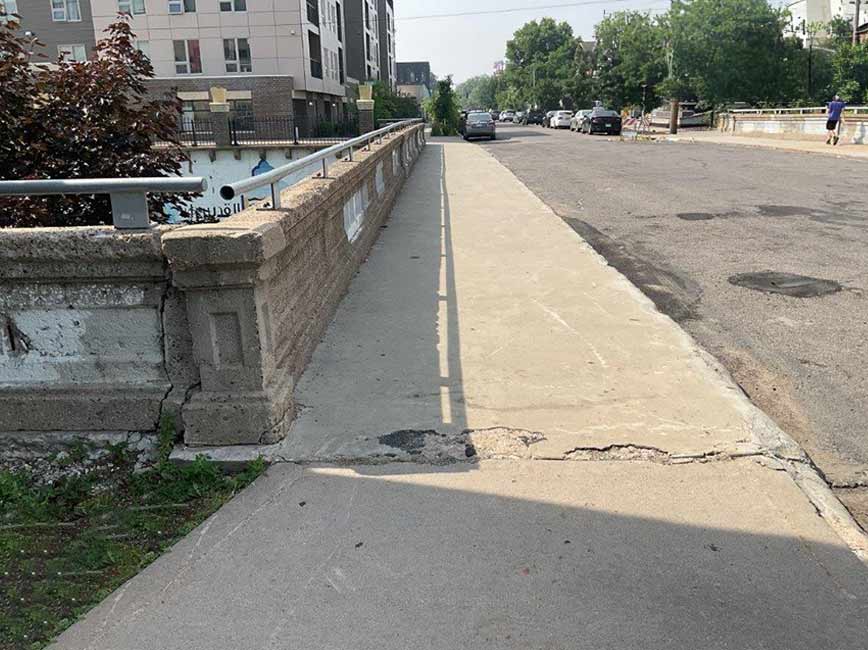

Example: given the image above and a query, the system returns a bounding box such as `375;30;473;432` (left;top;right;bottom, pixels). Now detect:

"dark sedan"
580;109;622;135
464;111;496;140
522;110;546;125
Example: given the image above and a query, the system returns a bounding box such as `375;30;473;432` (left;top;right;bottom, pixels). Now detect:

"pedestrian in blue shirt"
826;95;846;145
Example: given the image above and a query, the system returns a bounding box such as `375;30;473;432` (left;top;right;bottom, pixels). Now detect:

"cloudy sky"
394;0;672;83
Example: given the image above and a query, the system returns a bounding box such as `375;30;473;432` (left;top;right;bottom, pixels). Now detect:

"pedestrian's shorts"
826;119;839;131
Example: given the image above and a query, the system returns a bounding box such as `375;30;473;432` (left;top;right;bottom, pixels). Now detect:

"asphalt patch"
562;218;702;322
378;430;437;453
728;271;842;298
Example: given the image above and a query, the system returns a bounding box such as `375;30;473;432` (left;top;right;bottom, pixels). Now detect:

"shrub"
0;17;193;228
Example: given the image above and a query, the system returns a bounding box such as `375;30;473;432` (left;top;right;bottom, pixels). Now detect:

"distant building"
396;61;432;102
788;0;857;41
493;60;505;76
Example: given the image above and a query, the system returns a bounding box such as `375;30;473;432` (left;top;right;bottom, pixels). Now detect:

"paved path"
58;139;868;649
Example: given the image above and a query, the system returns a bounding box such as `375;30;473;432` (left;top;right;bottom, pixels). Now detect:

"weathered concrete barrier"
0;124;425;447
718;109;868;143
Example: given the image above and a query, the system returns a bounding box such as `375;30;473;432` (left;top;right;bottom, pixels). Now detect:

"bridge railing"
729;106;868;116
0;176;207;229
220;118;424;209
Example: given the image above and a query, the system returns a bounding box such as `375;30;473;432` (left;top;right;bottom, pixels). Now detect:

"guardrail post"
322;158;328;178
270;182;281;209
109;191;152;229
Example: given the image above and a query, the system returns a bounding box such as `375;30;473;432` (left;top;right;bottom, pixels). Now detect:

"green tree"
831;42;868;102
371;81;421;122
455;75;502;111
427;77;461;135
592;11;668;110
502;18;578;110
666;0;795;106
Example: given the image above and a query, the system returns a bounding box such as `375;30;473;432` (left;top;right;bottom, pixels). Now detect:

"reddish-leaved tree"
0;16;194;227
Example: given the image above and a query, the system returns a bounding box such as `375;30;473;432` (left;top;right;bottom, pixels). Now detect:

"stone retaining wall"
0;124;426;448
718;112;868;144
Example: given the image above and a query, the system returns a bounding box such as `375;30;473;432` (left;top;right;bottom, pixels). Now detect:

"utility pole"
854;0;861;45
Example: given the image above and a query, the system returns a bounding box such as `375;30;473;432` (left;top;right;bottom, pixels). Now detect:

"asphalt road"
480;123;868;522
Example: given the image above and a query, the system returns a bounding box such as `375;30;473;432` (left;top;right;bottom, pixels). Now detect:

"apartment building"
5;1;362;128
377;0;395;89
343;0;379;83
1;0;98;62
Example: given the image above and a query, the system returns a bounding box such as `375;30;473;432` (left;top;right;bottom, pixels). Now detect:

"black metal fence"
168;114;359;147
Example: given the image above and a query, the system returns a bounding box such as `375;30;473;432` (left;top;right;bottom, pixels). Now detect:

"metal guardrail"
0;176;207;229
220;118;424;208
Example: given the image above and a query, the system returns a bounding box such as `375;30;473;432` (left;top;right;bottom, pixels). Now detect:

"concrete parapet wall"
0;124;426;448
0;227;198;436
719;112;868;143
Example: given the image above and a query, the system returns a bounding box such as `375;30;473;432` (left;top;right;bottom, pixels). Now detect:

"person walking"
826;95;846;145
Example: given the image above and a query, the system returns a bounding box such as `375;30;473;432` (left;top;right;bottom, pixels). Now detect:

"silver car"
464;111;496;140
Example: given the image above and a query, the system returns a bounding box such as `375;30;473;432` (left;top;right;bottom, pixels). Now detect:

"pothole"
728;271;842;297
677;212;716;221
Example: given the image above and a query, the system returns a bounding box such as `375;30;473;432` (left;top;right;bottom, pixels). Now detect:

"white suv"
551;110;573;129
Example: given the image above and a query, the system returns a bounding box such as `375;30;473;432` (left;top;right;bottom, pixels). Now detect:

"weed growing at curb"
0;418;265;650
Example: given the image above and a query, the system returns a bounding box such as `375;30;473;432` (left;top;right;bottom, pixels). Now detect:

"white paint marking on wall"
375;162;385;196
342;188;366;243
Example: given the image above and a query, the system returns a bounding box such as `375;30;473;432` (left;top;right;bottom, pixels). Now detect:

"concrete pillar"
162;224;295;446
358;99;375;134
209;86;232;146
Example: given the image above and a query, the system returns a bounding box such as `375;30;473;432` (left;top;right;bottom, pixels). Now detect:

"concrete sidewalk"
667;130;868;159
58;139;868;649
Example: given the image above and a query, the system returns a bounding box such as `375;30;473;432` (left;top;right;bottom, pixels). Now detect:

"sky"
394;0;672;83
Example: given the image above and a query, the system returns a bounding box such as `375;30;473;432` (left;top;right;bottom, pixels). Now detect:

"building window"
0;0;19;21
51;0;81;22
219;0;245;11
224;38;252;73
338;46;344;84
306;0;318;25
335;1;342;41
58;44;87;62
308;30;322;79
118;0;145;14
168;0;195;13
173;39;201;74
135;40;150;59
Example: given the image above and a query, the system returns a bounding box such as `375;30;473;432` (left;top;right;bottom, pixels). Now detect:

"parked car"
464;111;496;140
490;110;500;122
523;109;546;125
499;110;516;122
544;111;556;127
570;110;591;131
580;108;622;135
550;110;573;129
515;110;526;123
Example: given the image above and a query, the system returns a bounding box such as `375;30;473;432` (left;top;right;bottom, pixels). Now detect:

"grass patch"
0;423;265;650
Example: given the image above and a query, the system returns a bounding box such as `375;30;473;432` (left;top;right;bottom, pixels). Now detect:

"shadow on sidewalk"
52;461;868;650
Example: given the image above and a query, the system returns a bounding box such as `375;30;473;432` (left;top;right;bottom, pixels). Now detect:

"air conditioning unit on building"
168;1;184;14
